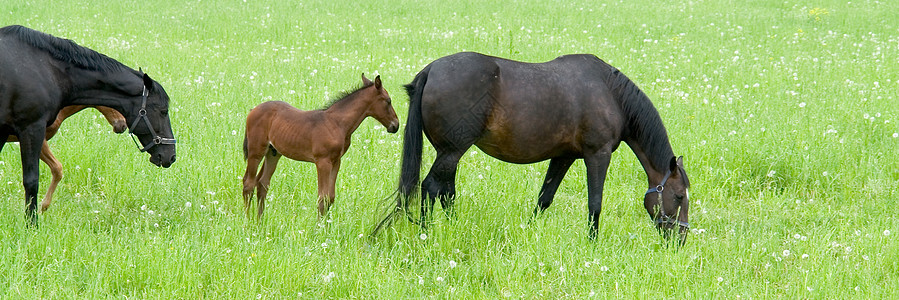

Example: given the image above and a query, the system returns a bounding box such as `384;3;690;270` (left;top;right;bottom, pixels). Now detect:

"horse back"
245;101;334;162
419;52;625;162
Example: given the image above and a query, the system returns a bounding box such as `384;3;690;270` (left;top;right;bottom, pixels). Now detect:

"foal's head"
643;156;690;246
94;106;127;133
361;74;399;133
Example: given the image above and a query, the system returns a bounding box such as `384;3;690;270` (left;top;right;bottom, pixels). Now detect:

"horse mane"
606;65;674;171
0;25;129;73
321;81;375;110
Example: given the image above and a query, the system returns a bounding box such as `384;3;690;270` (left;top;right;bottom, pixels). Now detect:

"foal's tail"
242;136;248;160
372;65;431;236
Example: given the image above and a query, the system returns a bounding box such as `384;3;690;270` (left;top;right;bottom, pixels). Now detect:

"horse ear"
676;156;684;167
669;156;678;172
374;75;382;90
362;73;372;85
142;73;153;89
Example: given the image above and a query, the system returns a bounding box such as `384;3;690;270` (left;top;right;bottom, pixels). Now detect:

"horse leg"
421;150;464;223
584;151;613;239
324;158;341;215
18;127;45;226
39;140;61;212
255;151;282;219
315;159;335;216
242;154;264;218
534;157;576;216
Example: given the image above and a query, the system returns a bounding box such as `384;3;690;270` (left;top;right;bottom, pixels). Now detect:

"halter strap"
129;85;176;152
654;215;690;229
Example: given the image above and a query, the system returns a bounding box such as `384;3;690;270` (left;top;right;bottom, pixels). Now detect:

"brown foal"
242;74;399;218
6;105;126;212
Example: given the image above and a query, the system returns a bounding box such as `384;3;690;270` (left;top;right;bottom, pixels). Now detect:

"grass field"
1;0;898;298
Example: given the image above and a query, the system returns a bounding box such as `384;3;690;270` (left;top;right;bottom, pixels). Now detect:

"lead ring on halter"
129;85;177;152
645;169;672;195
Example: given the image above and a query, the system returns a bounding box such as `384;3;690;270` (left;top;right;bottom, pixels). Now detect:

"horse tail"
398;65;429;200
372;65;431;236
242;135;248;160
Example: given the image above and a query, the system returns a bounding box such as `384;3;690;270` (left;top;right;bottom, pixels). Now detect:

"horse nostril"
170;154;176;163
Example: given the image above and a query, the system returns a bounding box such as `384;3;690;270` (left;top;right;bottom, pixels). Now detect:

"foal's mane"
1;25;129;73
605;65;674;171
321;81;375;110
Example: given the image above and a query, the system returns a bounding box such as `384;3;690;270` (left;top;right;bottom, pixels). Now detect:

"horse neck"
625;139;671;187
324;90;372;135
610;69;675;186
65;67;141;118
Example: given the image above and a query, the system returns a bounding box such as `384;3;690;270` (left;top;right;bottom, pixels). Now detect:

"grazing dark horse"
242;74;399;218
6;105;127;212
379;52;691;244
0;25;177;225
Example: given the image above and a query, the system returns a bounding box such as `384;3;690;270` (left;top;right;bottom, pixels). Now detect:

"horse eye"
386;98;392;105
675;194;684;203
161;109;169;116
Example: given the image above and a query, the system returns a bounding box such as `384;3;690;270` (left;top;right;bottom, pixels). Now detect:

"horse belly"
268;121;343;164
474;121;582;164
269;129;319;162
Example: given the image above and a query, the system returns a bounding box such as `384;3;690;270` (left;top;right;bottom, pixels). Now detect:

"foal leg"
242;153;264;218
325;159;341;215
584;151;612;239
255;151;282;218
39;140;62;212
421;150;465;224
315;159;336;216
533;157;576;216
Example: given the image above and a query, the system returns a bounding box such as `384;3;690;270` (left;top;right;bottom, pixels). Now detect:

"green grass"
2;0;898;298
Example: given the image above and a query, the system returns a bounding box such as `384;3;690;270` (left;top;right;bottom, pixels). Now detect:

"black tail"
372;65;430;236
398;66;429;200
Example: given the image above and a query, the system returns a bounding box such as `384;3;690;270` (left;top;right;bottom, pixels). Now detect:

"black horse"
0;25;177;225
379;52;691;244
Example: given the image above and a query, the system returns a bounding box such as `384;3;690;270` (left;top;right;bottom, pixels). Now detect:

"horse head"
128;72;177;168
644;156;690;246
361;74;399;133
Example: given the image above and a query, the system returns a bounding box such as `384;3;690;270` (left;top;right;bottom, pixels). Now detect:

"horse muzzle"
655;215;689;245
148;145;176;168
386;121;399;133
150;153;176;168
112;120;128;134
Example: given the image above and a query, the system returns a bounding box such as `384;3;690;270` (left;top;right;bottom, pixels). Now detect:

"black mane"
606;65;674;171
0;25;129;73
322;81;374;110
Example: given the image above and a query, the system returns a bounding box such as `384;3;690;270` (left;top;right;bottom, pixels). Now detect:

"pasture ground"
1;0;897;298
